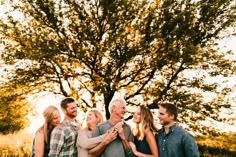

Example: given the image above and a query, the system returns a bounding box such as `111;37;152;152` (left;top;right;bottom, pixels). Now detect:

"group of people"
31;97;200;157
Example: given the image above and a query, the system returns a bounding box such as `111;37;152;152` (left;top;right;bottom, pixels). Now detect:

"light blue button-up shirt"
157;123;199;157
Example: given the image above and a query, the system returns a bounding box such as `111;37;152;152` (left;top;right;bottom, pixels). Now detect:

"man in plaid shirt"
49;97;79;157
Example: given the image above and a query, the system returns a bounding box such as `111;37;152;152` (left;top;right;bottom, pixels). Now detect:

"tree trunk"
104;90;115;120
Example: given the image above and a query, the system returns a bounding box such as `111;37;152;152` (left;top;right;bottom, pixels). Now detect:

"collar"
169;123;177;133
63;118;79;126
161;123;178;135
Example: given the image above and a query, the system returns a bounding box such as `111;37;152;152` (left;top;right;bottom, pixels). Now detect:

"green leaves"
0;84;33;134
0;0;235;133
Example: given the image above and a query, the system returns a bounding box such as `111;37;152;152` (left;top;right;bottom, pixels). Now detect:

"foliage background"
0;1;236;156
0;0;235;145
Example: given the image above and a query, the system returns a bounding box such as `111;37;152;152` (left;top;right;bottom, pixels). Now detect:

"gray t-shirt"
91;120;133;157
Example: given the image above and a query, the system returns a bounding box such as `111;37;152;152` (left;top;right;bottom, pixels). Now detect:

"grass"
196;132;236;157
0;132;33;157
0;131;235;157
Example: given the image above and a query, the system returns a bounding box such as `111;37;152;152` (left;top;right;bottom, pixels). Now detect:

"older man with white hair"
90;98;134;157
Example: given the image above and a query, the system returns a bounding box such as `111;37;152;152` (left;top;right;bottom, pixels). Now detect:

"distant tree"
0;0;235;133
0;84;33;134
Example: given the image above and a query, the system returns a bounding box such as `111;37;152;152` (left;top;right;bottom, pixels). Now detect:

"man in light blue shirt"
157;103;199;157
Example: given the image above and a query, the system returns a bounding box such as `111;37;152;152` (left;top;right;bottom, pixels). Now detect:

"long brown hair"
133;106;158;140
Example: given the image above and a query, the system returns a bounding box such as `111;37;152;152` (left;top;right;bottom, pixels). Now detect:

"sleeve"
91;126;101;138
48;128;64;157
77;130;105;149
182;133;200;157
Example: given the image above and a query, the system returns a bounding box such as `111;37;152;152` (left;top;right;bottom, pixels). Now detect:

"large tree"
0;0;235;133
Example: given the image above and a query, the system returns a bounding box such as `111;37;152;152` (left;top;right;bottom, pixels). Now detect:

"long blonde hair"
37;106;60;143
133;106;158;140
86;109;103;131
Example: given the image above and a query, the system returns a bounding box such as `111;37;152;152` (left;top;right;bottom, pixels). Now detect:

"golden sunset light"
1;0;236;156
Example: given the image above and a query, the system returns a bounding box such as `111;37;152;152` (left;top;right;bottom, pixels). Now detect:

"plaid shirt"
49;119;78;157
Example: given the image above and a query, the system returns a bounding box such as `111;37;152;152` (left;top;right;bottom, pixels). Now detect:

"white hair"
108;98;126;113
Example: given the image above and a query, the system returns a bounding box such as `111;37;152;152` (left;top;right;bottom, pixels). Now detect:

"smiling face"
43;106;61;128
86;110;103;130
158;105;174;126
109;99;127;121
50;110;61;127
65;102;78;118
113;101;127;119
86;111;98;125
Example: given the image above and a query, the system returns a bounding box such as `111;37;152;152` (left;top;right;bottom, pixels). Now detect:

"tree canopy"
0;0;236;134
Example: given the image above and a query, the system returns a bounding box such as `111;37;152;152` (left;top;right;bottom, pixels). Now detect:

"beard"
66;110;77;118
160;119;171;126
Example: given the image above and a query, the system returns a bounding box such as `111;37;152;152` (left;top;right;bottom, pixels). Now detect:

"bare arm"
116;125;135;157
118;130;131;149
130;131;158;157
34;131;45;157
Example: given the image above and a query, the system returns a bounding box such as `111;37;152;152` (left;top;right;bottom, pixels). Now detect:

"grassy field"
0;132;235;157
197;132;236;157
0;132;33;157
